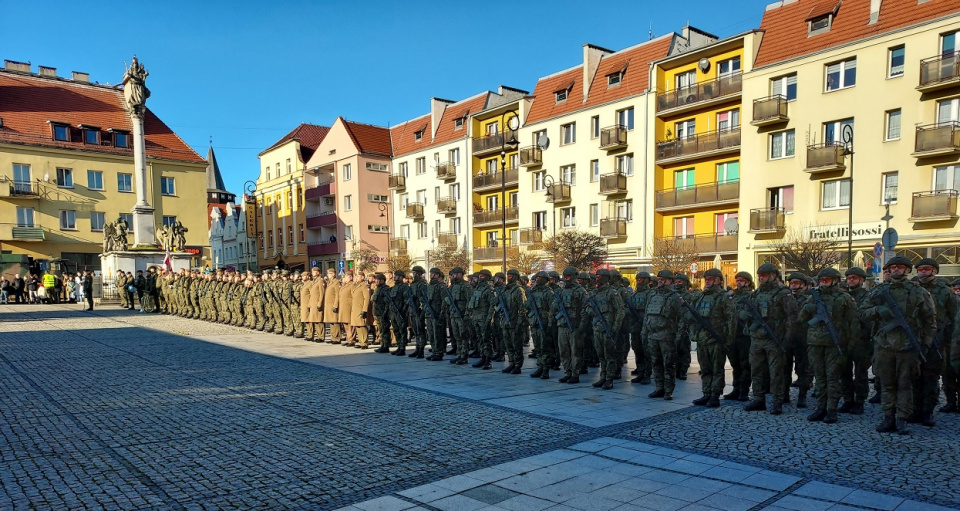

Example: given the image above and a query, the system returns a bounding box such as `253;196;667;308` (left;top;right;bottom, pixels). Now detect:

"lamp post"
542;173;557;240
244;180;258;272
379;202;389;264
841;124;854;267
498;110;520;273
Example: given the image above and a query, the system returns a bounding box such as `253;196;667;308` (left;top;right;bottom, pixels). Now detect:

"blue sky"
7;1;771;197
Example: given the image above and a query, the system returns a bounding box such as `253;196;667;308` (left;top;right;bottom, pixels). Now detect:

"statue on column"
102;222;116;252
114;216;129;251
173;221;188;251
122;56;150;115
157;224;171;251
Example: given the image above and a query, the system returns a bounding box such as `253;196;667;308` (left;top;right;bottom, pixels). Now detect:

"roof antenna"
209;135;213;146
649;22;653;40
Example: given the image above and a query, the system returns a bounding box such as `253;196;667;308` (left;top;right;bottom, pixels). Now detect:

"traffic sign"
337;260;345;270
882;228;898;251
689;262;699;273
873;242;883;257
310;260;319;268
872;258;882;275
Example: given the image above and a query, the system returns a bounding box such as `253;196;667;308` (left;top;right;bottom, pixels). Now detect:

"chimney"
869;0;883;24
583;44;612;102
72;71;89;83
38;66;56;78
4;60;31;73
430;97;452;138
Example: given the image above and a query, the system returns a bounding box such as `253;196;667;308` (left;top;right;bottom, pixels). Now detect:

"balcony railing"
1;181;40;198
519;228;543;245
656;72;742;113
805;143;846;173
913;122;960;157
473;167;519;192
406;202;424;219
437;197;457;214
473;206;519;227
472;130;519;156
545;183;572;203
657;234;739;254
437;232;458;246
306;241;339;256
0;223;44;241
436;162;457;180
749;208;786;233
519;146;542;167
473;244;510;262
388;173;406;190
390;238;408;252
909;190;959;222
599;172;627;195
919;52;960;92
599;125;628;150
600;218;627;238
751;95;789;126
306;211;337;228
305;181;335;200
655;180;739;210
655;127;740;163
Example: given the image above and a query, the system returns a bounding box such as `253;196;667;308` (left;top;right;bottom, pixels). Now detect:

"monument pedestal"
130;204;156;249
100;250;192;278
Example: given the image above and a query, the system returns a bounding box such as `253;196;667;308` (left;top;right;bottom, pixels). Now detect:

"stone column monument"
122;56;156;248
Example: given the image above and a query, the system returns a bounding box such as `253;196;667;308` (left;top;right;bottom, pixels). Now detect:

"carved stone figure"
103;222;116;252
122;56;150;115
157;224;171;251
114;216;129;251
173;221;188;251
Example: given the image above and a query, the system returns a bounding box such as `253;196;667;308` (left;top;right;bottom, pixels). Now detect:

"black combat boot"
528;350;537;359
567;376;580;384
392;347;405;356
559;375;571;383
492;352;505;362
723;389;739;400
592;379;606;388
939;401;958;413
510;365;522;375
692;395;710;406
876;413;896;433
850;402;864;415
706;396;720;408
501;363;516;374
648;388;666;398
428;353;443;361
743;400;766;412
579;366;589;375
837;400;855;414
796;390;808;409
468;350;481;359
375;346;390;353
922;412;936;427
601;380;614;390
530;367;544;378
770;402;783;415
823;410;838;424
906;410;922;424
454;357;468;365
630;376;645;384
613;369;622;380
472;356;487;368
868;390;881;404
540;369;550;380
738;390;750;402
415;349;425;359
446;348;457;355
408;348;419;358
631;368;641;376
664;391;673;401
896;417;910;435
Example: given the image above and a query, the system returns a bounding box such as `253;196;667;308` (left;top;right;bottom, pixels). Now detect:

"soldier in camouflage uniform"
388;270;410;356
841;267;872;415
469;270;496;370
371;273;392;352
628;272;653;385
577;272;599;372
289;272;304;336
527;272;556;379
407;266;428;359
799;268;858;424
490;272;507;362
445;267;472;365
912;257;957;427
786;272;813;408
189;272;201;319
686;268;737;408
610;270;632;380
582;269;625;390
673;273;695;380
116;271;129;309
741;263;798;415
423;268;447;361
495;269;527;374
556;267;586;384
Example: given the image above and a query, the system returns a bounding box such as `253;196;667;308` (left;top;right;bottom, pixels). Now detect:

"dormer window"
607;72;622;87
555;89;568;103
113;130;130;148
415;129;424;141
52;123;69;141
83;127;100;145
454;118;464;130
809;14;831;36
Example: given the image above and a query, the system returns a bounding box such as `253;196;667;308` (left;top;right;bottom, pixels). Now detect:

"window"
486;195;499;210
944;30;959;55
885;110;901;141
299;223;305;242
434;220;441;237
114;132;129;148
162;216;177;228
399;162;409;177
451;217;461;234
415;130;424;141
454;117;464;130
821;179;851;210
276;163;280;175
532;211;547;231
118;173;133;192
675;70;696;90
291;190;296;209
288;226;294;245
486;231;499;247
416;189;426;206
416;157;426;175
674;216;694;237
417;222;427;239
84;129;99;145
607;72;622;87
509;153;518;169
367;194;389;203
561;123;576;145
675;169;695;190
120;213;133;227
590;204;599;226
616;199;633;221
769;186;794;213
53;124;69;141
532;130;546;146
616;154;634;176
13;164;31;190
826;58;856;91
434;186;440;203
56;168;73;188
771;74;798;101
160;176;176;195
809;14;831;35
450;183;460;202
824;118;854;145
937;98;959;125
717;109;740;131
277;228;284;247
555;89;568;103
91;212;105;231
265;166;271;181
882;172;898;204
509;191;518;207
718;57;741;76
59;210;76;230
485;121;499;136
533;171;546;192
87;170;103;190
888;46;905;78
560;207;576;228
769;129;796;159
934;165;960;192
400;224;410;240
717;161;740;183
715;212;738;235
675;119;695;139
591;116;600;139
344;195;352;211
590;160;600;182
16;207;34;227
616;107;635;130
286;158;292;174
399;193;408;208
561;164;576;185
343;163;352;181
368;225;390;233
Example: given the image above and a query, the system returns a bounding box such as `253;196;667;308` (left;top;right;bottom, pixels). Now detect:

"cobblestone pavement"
1;303;957;510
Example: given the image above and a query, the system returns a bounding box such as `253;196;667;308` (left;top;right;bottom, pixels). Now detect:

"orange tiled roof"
0;69;204;164
755;0;960;68
525;36;672;125
390;114;432;158
390;92;488;158
262;123;330;162
342;118;392;158
433;93;487;146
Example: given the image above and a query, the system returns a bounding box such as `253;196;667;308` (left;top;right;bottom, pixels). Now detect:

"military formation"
122;256;960;435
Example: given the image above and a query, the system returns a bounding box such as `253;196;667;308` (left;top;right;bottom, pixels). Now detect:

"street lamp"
244;180;258;272
499;110;520;273
841;124;854;267
379;201;389;263
542;173;557;240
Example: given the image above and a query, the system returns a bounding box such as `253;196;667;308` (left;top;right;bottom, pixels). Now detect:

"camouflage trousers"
913;346;943;416
648;336;676;393
534;326;557;370
426;317;445;357
630;327;651;379
726;335;752;394
783;336;812;401
375;316;390;349
390;317;409;349
472;320;493;358
451;316;472;361
698;342;726;397
750;338;785;406
676;332;691;376
841;339;873;404
500;321;524;366
874;347;921;419
808;344;843;412
943;340;959;406
558;326;582;377
593;328;618;381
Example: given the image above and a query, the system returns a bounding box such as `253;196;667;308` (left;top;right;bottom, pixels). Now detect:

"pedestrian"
423;268;447;360
82;271;94;311
324;269;341;344
0;275;10;304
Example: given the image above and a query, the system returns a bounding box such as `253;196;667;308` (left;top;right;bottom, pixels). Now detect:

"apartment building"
740;0;960;275
651;29;763;284
0;61;208;272
304;117;392;272
389;93;487;266
254;123;329;271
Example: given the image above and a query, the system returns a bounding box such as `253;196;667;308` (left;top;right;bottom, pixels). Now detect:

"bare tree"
507;243;545;275
543;230;608;272
769;227;842;276
349;239;381;274
431;244;471;274
385;251;414;275
649;237;699;275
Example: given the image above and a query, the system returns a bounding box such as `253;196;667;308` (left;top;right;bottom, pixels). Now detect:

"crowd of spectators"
0;271;95;309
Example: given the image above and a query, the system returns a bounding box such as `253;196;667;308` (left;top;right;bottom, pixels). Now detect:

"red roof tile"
342;118;392;157
390;92;489;158
0;70;204;164
390;114;432;158
755;0;960;68
262;123;330;162
433;93;487;145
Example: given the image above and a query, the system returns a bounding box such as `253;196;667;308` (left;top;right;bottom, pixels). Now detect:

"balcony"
436;162;457;181
655;128;741;164
306;211;337;228
519;228;543;245
656;72;742;115
749;208;786;233
918;53;960;92
600;218;627;239
751;95;789;126
599;125;628;150
388;173;406;190
406;202;424;219
545;183;572;203
437;197;457;215
473;168;519;193
804;143;846;173
473;206;519;227
0;224;44;241
0;181;40;198
519;146;542;167
390;238;408;253
305;181;335;201
655;180;739;211
473;244;508;262
307;241;339;256
599;172;627;195
472;130;518;157
913;122;960;158
437;232;458;246
656;234;739;254
909;190;959;223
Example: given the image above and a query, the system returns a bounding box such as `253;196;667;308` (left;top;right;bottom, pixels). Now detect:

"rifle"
678;296;725;344
494;288;513;328
806;289;843;356
554;293;575;331
421;286;439;319
878;286;927;363
586;294;615;340
444;286;465;320
745;297;784;350
527;291;547;334
624;295;645;324
405;286;425;337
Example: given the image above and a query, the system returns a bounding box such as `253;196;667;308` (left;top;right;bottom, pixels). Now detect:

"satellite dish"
723;218;739;234
698;58;711;73
537;133;550;150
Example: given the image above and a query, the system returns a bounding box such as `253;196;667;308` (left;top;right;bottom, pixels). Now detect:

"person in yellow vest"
42;271;56;303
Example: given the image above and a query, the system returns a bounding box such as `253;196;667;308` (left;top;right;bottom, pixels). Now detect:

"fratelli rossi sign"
807;223;883;241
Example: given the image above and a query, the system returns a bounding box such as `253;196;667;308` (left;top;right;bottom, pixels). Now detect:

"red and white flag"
162;251;173;272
